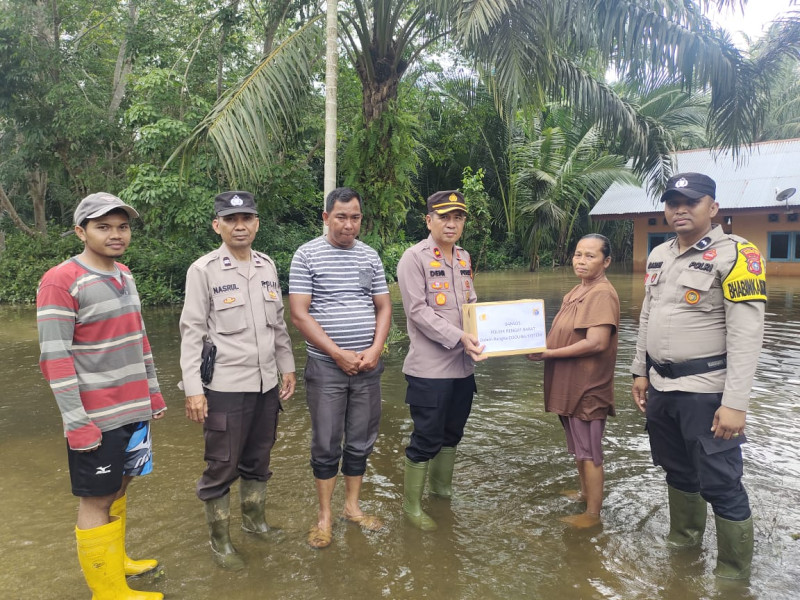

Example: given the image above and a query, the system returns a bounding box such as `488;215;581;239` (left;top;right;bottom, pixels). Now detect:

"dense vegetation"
1;1;799;304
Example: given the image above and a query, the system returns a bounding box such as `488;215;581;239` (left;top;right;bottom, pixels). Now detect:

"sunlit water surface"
1;268;798;600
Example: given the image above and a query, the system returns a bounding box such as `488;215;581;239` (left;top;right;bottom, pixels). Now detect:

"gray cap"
74;192;139;225
215;191;258;217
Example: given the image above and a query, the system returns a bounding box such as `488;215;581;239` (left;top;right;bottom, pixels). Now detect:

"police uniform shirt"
631;225;766;411
179;244;295;397
397;235;477;379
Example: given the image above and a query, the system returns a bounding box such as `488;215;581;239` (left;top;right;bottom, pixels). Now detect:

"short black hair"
325;187;362;213
79;207;130;230
579;233;611;259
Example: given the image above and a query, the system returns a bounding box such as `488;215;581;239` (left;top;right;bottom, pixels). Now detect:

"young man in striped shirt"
289;187;391;549
37;193;166;599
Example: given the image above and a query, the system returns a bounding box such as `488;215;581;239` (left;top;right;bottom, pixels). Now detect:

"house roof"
590;138;800;218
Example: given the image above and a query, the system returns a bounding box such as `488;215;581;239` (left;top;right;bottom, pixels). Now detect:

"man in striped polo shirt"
289;187;391;549
37;192;166;599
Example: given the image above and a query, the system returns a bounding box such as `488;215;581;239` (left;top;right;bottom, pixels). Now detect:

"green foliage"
0;230;82;304
342;107;420;243
0;228;209;306
380;241;414;284
122;233;214;305
460;167;493;272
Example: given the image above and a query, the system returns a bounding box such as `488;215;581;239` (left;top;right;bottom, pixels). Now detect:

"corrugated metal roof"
590;138;800;216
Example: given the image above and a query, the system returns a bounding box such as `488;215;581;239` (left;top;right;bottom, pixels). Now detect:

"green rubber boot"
403;458;437;531
204;494;245;570
666;485;707;548
240;479;271;536
428;446;457;498
713;515;753;579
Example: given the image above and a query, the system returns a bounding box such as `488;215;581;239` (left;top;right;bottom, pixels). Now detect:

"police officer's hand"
279;372;296;400
711;405;746;440
632;377;649;412
186;394;208;424
460;333;487;362
333;349;361;376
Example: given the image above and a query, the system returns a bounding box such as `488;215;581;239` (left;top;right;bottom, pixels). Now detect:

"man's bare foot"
560;512;601;529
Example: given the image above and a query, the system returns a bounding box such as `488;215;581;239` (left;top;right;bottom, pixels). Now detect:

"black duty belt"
647;354;727;379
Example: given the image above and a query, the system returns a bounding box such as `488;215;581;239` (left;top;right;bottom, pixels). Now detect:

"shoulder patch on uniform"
254;251;276;266
723;242;767;303
196;251;220;267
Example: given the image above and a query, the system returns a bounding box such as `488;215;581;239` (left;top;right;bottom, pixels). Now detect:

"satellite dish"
776;187;797;202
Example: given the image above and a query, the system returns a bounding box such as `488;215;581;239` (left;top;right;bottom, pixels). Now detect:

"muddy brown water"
1;268;799;599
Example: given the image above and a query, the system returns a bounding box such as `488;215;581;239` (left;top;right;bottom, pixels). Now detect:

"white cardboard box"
462;299;547;357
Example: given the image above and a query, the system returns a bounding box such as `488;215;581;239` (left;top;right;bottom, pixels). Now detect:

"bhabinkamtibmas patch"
723;243;767;302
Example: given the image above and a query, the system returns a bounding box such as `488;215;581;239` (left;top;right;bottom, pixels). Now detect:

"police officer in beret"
179;191;296;569
396;190;486;530
631;173;766;579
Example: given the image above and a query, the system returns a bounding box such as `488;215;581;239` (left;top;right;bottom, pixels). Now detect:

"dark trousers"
404;374;476;463
646;386;751;521
196;387;281;501
304;356;383;480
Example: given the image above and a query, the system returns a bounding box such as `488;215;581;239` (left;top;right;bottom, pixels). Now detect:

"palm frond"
166;16;324;186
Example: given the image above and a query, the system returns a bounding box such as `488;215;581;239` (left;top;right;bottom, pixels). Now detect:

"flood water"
1;268;799;600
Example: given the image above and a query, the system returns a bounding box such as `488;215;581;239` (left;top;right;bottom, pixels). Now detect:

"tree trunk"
323;0;339;225
28;170;49;234
0;185;41;239
217;1;240;99
360;70;400;127
261;0;292;57
109;1;139;120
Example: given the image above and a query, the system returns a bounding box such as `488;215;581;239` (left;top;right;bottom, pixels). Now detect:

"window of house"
767;232;800;261
648;232;676;253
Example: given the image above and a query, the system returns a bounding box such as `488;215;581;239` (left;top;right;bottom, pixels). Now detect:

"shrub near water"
0;218;325;305
0;231;82;304
0;229;211;306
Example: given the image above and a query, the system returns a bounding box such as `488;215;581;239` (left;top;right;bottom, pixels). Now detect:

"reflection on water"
1;269;799;600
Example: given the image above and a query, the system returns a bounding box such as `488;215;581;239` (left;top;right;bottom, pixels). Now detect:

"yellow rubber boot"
110;494;159;576
75;517;163;600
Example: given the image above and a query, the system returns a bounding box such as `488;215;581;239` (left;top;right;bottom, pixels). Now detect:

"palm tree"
172;1;799;232
511;106;641;269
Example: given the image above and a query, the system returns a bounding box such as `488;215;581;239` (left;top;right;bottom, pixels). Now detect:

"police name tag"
462;299;547;357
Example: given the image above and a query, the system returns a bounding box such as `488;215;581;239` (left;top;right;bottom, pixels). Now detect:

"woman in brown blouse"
528;234;620;528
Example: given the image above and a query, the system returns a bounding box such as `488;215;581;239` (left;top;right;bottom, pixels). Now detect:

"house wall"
631;210;800;277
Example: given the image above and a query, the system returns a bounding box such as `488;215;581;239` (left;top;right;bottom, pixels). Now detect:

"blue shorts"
67;422;153;497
